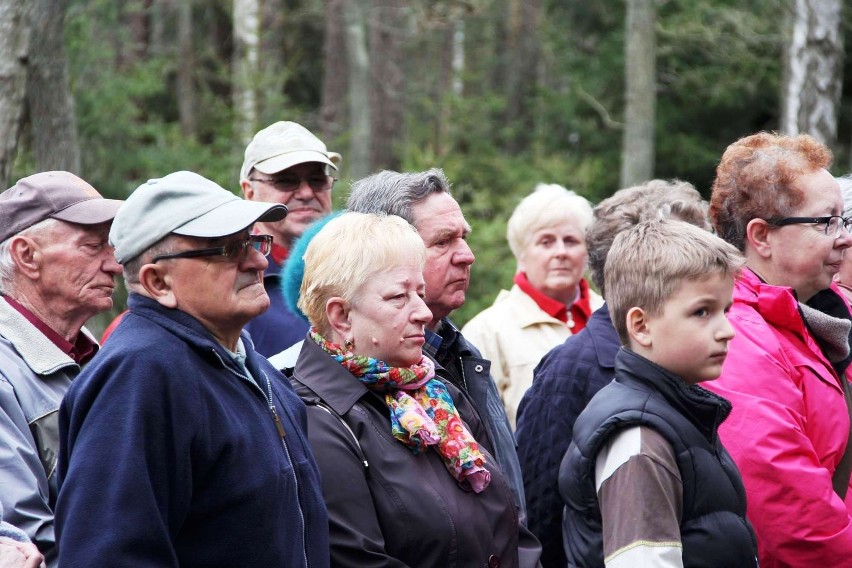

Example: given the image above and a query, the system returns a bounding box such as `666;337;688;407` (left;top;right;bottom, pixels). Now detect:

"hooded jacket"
704;268;852;567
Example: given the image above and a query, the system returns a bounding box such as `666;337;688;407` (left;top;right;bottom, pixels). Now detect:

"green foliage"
50;0;840;332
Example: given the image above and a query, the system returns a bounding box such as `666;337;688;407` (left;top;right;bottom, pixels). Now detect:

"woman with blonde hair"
290;211;541;567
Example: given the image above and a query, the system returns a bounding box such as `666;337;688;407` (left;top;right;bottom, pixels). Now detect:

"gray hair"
121;235;180;290
837;175;852;219
0;218;62;294
587;179;709;298
347;168;452;223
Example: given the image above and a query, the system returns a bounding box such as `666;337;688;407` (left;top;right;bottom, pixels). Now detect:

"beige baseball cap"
110;171;287;264
240;121;341;182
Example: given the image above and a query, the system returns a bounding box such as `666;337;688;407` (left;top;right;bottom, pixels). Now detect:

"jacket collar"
588;303;620;370
615;348;731;441
735;268;807;334
0;296;84;375
496;285;566;328
126;293;263;377
292;337;372;416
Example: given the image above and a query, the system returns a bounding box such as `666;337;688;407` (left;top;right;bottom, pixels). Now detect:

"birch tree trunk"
780;0;842;147
0;0;30;186
343;0;371;180
620;0;656;189
233;0;260;145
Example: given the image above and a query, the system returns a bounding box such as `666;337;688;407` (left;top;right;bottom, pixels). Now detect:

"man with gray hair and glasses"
0;171;123;567
347;168;526;518
55;171;329;567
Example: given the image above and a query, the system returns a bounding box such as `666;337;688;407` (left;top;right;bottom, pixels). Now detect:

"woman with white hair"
290;212;541;567
463;184;602;428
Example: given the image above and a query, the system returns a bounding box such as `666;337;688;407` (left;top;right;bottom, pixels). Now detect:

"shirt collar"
513;272;595;331
514;272;570;321
3;295;98;365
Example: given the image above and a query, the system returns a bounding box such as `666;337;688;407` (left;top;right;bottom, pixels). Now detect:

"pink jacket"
705;268;852;567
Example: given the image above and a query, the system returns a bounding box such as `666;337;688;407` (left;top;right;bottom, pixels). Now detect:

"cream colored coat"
462;284;603;428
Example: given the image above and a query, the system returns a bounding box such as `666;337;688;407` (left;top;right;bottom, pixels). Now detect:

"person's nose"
835;223;852;249
240;244;269;272
453;239;475;266
291;179;315;201
102;247;123;275
411;294;433;325
717;314;735;342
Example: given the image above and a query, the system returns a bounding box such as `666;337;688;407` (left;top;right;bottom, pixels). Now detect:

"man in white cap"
240;121;341;356
0;171;122;567
55;171;329;568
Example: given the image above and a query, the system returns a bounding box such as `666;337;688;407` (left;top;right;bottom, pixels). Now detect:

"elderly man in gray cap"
0;171;122;567
240;121;341;357
55;171;329;568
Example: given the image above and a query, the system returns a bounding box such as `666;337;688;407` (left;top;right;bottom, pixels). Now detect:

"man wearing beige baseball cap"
0;171;123;567
55;171;329;567
240;121;341;357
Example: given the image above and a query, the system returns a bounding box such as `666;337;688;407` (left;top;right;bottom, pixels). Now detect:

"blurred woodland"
0;0;850;329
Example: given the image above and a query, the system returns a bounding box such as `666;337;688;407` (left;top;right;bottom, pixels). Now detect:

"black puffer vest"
558;348;758;567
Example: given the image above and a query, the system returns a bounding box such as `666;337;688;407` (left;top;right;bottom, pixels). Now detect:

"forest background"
0;0;848;334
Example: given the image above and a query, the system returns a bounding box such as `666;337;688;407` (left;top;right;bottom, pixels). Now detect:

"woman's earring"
344;338;353;350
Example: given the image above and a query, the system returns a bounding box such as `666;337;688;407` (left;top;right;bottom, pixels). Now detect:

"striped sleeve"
595;425;683;568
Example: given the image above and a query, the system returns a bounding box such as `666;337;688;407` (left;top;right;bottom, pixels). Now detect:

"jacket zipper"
217;352;310;568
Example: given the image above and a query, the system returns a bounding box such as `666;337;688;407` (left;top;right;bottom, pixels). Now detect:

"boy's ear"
745;218;772;258
626;306;653;348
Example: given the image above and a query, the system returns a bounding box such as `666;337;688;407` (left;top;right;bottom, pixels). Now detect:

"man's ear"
241;179;254;200
626;306;652;348
8;236;41;279
745;218;772;259
326;297;351;338
138;263;178;308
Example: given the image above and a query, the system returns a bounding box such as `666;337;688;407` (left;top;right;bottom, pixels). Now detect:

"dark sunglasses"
248;174;334;194
152;234;273;263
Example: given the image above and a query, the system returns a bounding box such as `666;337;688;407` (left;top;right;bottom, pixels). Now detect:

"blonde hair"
605;219;744;345
298;212;426;336
506;184;593;262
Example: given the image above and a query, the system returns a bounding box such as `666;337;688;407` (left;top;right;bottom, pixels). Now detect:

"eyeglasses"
248;174;334;194
152;234;273;263
767;216;852;239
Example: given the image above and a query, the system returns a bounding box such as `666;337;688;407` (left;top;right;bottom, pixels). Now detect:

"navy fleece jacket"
55;294;329;568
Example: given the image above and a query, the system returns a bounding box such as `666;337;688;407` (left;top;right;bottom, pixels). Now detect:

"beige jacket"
462;284;603;428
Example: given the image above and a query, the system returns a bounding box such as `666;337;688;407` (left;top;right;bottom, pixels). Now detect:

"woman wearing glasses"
290;212;541;567
704;132;852;567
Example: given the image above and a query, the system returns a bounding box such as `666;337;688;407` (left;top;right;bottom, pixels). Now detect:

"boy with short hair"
558;219;758;567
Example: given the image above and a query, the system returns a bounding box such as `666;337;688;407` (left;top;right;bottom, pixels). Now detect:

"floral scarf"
310;329;491;492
